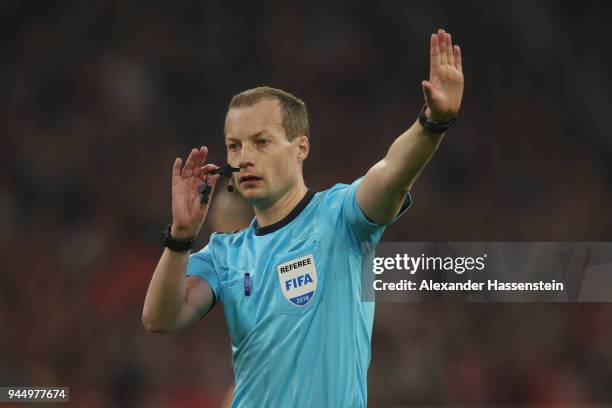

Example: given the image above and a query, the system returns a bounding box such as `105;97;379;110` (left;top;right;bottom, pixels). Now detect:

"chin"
240;187;265;200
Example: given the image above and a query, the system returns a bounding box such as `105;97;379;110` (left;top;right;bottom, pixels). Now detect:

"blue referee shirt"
187;178;411;407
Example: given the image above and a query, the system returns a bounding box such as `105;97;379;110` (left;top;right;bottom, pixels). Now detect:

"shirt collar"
255;189;315;236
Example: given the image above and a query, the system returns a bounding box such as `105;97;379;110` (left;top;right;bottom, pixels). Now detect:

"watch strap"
418;104;457;134
162;224;196;252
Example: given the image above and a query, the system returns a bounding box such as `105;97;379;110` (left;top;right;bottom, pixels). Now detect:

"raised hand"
171;146;219;239
422;29;464;122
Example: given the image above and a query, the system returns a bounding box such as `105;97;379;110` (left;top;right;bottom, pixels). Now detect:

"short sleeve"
186;243;221;307
341;177;412;243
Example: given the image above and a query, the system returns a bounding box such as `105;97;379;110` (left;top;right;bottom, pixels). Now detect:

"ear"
294;135;309;162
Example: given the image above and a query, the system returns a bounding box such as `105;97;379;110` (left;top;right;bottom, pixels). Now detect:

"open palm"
422;29;464;122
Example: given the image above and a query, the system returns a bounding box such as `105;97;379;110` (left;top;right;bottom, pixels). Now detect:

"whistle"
198;164;240;204
210;164;240;177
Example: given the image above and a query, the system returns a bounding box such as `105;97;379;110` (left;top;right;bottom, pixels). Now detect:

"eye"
227;143;239;152
255;138;269;147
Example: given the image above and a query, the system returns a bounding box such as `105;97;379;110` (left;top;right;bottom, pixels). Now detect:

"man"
143;29;464;407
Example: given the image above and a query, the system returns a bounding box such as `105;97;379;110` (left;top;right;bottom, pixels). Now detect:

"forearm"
382;118;445;192
357;119;444;224
357;28;463;224
142;249;189;332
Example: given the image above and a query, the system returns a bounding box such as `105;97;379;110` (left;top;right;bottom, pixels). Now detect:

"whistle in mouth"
210;164;240;177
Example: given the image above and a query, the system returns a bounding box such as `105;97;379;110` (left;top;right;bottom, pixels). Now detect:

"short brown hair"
228;86;309;141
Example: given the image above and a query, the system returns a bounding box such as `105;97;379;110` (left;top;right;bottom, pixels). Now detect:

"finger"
191;147;205;178
430;33;441;73
422;80;434;104
201;163;219;174
446;33;455;67
172;157;182;178
182;148;198;177
192;146;207;167
454;45;463;73
194;163;219;179
198;146;208;165
193;146;209;176
438;29;448;65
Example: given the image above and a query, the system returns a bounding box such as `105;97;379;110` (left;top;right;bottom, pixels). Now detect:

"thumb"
422;80;434;105
199;164;221;185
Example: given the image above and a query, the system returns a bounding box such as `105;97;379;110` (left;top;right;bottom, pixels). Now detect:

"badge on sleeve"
277;253;318;307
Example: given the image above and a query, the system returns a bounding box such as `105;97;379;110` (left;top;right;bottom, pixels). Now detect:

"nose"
237;145;255;169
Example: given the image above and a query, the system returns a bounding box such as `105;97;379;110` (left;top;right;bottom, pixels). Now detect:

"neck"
254;182;308;228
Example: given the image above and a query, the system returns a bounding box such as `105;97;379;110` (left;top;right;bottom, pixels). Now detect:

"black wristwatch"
162;224;196;252
418;104;457;134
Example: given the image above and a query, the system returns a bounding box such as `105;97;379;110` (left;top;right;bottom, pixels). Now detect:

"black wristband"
418;105;456;134
162;224;196;252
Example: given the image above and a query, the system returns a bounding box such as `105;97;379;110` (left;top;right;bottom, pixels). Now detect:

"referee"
143;28;464;407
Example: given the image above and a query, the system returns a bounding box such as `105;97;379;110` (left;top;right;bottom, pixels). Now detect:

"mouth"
239;175;263;184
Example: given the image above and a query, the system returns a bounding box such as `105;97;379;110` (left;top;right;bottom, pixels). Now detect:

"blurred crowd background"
1;1;612;407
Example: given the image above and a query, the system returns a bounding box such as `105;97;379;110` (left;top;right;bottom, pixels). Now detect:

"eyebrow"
226;131;269;143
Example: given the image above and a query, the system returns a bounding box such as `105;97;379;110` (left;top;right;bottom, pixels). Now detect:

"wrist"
170;224;198;239
425;107;454;123
163;224;197;252
418;104;456;134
